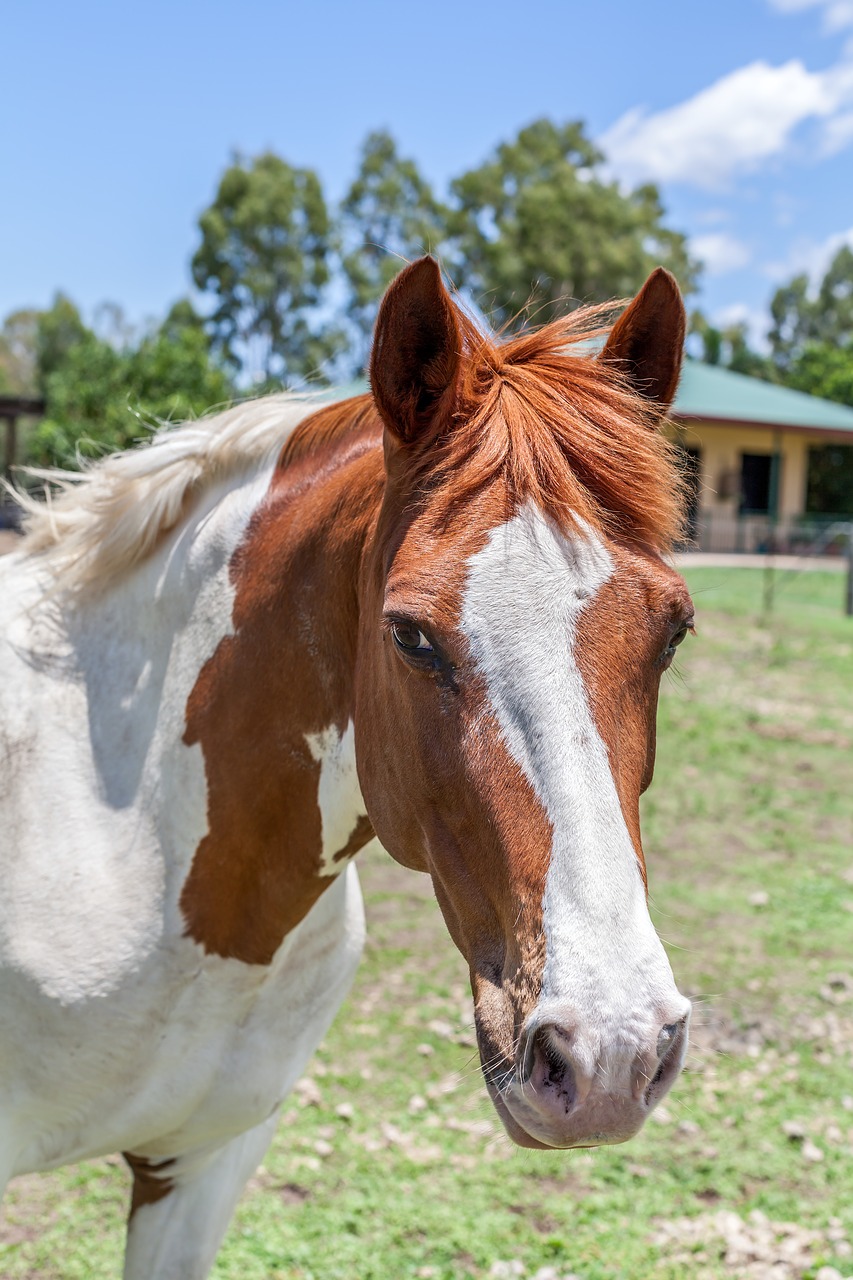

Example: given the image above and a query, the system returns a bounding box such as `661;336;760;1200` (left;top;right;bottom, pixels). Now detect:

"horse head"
355;258;693;1149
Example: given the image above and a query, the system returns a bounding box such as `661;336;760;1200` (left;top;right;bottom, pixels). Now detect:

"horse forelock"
395;305;687;552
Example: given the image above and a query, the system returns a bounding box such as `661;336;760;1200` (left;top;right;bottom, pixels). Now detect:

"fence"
691;512;853;558
685;512;853;617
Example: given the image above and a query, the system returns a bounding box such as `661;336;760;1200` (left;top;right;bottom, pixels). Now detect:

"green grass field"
2;568;851;1280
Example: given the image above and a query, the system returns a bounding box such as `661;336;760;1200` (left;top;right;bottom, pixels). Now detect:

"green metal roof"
674;359;853;435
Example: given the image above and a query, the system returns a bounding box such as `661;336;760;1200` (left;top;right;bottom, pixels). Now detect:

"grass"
2;567;852;1280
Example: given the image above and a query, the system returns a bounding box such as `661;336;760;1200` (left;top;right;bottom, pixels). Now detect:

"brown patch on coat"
179;408;383;965
123;1153;175;1218
334;813;375;863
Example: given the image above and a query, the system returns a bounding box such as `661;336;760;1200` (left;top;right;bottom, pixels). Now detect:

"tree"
447;119;699;329
24;297;233;470
689;311;776;381
0;294;96;398
36;293;91;387
0;309;41;394
769;245;853;369
340;130;448;374
191;152;341;386
763;246;853;408
785;343;853;407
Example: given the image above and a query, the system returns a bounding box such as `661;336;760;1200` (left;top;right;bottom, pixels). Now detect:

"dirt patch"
0;1174;63;1248
651;1208;852;1279
748;722;853;751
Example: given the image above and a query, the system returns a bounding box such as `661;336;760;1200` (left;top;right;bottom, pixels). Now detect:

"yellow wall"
672;421;810;519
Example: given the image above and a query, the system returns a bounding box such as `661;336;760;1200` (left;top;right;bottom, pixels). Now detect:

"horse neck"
173;427;385;964
195;435;384;737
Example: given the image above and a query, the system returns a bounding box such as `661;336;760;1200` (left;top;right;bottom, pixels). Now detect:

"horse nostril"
530;1027;580;1111
656;1022;680;1062
645;1015;689;1106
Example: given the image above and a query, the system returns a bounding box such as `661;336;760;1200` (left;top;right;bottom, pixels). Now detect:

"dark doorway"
740;454;772;514
675;446;702;543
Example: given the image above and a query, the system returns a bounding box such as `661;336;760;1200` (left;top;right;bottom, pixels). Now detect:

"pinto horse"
0;258;694;1278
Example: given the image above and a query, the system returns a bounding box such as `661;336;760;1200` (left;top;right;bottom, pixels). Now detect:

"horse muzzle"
484;1002;691;1150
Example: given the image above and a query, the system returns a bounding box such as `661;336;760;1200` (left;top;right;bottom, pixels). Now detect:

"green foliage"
768;272;812;368
0;308;41;394
191;152;342;386
340;130;448;374
769;245;853;370
24;297;233;470
36;293;92;386
692;248;853;432
5;122;703;468
690;311;777;381
447;118;699;328
785;340;853;407
764;249;853;415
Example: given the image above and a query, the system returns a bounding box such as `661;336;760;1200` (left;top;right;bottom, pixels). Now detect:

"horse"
0;257;695;1279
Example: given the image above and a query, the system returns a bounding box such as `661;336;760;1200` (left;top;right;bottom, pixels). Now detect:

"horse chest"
7;866;364;1175
0;535;370;1176
122;865;366;1155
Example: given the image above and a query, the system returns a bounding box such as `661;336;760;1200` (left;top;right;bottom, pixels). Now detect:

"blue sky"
3;0;853;347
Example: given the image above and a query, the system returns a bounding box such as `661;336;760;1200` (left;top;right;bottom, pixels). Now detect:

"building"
669;361;853;554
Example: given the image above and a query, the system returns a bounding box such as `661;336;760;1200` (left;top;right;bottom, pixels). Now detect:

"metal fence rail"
692;513;853;558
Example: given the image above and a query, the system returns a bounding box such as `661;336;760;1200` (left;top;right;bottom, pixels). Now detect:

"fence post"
846;533;853;618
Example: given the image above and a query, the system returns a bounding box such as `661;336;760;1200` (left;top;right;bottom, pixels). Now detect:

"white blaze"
459;503;682;1072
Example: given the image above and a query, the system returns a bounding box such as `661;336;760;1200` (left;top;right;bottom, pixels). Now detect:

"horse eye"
391;621;435;655
662;621;692;663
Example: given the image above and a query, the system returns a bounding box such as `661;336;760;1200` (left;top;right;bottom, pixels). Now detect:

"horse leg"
122;1115;279;1280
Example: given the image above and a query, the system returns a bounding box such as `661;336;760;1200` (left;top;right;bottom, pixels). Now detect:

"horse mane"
385;301;686;550
278;306;685;551
13;394;327;591
14;301;684;595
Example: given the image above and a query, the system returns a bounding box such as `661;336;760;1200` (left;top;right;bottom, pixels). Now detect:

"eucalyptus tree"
340;130;448;374
192;152;341;386
448;118;698;328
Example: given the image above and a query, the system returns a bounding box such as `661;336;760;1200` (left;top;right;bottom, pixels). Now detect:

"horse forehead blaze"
378;497;692;920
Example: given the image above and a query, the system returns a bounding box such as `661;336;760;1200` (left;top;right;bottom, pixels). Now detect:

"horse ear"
600;268;686;415
370;257;461;445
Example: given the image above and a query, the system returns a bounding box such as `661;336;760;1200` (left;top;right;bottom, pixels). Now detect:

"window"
806;445;853;516
740;454;774;514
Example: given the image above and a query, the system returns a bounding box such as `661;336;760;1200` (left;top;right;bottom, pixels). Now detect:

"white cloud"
767;0;853;31
820;105;853;151
600;59;853;188
695;208;733;226
691;233;751;275
762;224;853;284
712;302;772;351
